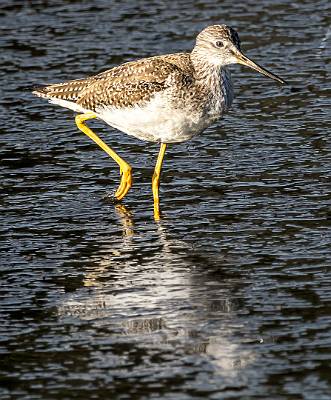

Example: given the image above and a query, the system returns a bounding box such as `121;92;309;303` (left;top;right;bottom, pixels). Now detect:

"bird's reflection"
57;204;256;378
114;204;134;238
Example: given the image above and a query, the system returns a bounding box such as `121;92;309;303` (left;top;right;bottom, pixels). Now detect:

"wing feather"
33;53;194;110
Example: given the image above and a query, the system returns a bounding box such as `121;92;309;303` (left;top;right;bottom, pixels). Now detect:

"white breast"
96;93;210;143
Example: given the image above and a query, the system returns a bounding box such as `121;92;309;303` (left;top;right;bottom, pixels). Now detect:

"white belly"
96;94;214;143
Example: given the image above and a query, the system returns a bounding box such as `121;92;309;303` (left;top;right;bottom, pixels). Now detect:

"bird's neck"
190;48;223;83
190;48;234;111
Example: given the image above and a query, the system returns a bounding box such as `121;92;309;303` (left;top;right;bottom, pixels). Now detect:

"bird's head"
194;24;285;84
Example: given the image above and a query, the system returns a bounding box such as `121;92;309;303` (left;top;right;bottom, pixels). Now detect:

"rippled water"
1;1;330;399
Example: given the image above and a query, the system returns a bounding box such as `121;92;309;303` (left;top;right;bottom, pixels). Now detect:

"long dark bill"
236;52;286;84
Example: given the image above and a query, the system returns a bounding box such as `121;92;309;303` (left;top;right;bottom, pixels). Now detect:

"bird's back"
33;52;194;111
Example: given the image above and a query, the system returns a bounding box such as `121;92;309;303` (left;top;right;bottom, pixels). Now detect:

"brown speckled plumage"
34;53;195;110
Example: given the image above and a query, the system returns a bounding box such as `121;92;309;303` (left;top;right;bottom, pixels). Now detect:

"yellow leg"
152;143;167;220
75;113;132;200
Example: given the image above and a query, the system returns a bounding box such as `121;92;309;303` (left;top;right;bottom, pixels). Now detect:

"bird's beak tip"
236;52;286;85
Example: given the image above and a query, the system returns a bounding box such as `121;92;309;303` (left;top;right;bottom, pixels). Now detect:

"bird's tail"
32;77;95;102
32;77;97;112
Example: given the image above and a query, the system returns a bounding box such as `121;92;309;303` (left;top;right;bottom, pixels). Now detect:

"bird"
33;24;285;219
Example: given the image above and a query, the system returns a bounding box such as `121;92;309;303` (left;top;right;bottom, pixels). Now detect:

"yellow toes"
115;165;132;200
114;167;125;198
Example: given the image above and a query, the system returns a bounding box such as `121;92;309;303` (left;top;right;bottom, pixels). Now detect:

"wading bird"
33;25;285;219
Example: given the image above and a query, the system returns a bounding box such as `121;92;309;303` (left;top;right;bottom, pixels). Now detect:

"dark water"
1;1;331;399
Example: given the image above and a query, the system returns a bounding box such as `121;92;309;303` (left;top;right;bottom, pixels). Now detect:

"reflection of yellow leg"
115;204;134;238
152;143;167;220
75;113;132;200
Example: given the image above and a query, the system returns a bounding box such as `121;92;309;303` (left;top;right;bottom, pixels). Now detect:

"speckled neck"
190;48;233;110
190;47;222;82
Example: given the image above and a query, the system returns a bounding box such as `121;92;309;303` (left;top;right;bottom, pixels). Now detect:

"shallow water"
1;1;330;399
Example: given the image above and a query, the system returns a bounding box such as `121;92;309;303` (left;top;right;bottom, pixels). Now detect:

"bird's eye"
215;41;224;48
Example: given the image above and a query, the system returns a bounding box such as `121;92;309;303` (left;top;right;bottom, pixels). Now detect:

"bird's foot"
102;192;119;204
115;165;132;201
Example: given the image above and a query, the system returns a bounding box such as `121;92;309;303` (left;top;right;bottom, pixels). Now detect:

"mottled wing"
76;54;193;110
33;53;194;110
77;80;165;110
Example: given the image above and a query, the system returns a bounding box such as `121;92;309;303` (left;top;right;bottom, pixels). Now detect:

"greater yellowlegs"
33;24;285;219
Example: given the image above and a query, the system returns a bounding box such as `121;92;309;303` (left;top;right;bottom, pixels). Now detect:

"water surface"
0;1;330;399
